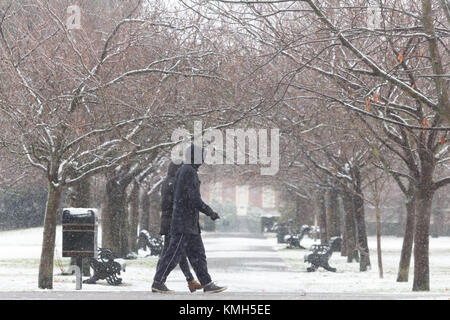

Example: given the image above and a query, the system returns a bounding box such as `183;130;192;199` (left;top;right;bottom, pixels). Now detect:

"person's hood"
184;144;206;170
167;161;182;178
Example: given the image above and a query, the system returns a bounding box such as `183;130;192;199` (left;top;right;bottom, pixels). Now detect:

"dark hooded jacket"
159;161;182;235
170;145;215;235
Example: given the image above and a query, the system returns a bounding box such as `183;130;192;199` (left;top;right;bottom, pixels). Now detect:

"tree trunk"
412;188;434;291
397;194;416;282
295;197;302;226
139;185;150;232
148;189;161;237
67;177;92;277
102;176;127;257
101;185;113;250
38;182;62;289
375;197;383;278
353;191;370;271
352;166;370;271
120;197;130;258
317;192;328;244
341;222;348;257
422;0;450;124
128;181;140;253
327;187;341;238
342;191;358;262
67;178;91;208
339;195;347;256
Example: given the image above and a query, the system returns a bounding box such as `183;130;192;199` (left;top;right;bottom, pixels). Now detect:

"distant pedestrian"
152;144;227;294
157;160;203;292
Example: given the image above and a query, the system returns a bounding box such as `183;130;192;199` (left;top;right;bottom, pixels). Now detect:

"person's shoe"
151;281;175;293
188;279;203;293
203;282;227;294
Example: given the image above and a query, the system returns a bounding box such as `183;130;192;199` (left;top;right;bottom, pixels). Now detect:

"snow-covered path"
197;232;305;293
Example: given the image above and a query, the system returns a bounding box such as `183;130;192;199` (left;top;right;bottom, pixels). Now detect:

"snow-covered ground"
273;235;450;294
0;226;449;297
0;227;303;293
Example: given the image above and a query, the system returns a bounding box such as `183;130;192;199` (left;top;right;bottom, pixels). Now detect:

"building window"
262;186;275;208
236;185;249;216
211;182;222;202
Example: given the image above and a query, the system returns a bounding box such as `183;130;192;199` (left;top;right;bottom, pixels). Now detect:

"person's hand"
209;211;220;221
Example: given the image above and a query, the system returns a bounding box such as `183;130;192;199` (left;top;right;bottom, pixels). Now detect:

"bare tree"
0;0;223;288
185;0;449;291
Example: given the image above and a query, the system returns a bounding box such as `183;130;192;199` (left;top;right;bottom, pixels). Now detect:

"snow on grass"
271;234;450;294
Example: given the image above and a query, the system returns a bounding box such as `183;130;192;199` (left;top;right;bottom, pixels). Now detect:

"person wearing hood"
152;144;227;294
157;161;202;293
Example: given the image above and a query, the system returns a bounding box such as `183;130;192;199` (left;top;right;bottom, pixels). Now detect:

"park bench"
285;225;312;249
304;244;336;272
83;248;126;286
137;230;164;256
329;236;342;252
304;237;341;272
273;222;289;243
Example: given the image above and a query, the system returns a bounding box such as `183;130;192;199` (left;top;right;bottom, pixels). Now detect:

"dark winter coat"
159;162;182;235
170;145;215;235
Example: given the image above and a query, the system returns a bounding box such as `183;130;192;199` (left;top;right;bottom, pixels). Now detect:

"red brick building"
200;179;281;217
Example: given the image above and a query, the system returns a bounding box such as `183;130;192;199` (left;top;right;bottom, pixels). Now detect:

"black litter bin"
62;208;98;258
276;224;288;243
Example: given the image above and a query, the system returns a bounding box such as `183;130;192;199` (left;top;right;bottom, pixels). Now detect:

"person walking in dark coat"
152;144;227;294
157;161;203;292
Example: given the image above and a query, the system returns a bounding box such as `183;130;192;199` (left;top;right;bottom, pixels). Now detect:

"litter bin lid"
63;208;98;215
62;208;98;223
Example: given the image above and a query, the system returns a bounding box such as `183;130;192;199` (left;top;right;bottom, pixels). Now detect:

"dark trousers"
154;233;212;286
157;234;194;283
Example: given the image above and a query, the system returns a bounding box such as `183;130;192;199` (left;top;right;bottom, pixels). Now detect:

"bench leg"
307;264;318;272
322;262;337;272
106;273;122;286
83;275;99;284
